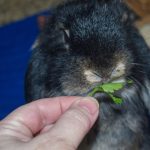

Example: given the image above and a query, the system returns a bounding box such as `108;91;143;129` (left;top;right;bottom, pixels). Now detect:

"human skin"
0;96;99;150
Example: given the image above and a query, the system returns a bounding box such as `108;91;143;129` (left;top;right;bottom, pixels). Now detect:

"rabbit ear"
37;16;47;31
121;9;139;24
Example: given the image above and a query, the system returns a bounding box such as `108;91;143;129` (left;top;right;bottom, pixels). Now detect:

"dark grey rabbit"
25;0;150;149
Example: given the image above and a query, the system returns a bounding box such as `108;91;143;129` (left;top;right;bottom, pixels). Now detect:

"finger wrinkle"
0;121;32;142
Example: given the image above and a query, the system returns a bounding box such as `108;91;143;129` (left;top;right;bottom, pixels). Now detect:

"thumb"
33;97;99;150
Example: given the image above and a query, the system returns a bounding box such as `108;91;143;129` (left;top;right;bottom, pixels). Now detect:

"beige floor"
0;0;60;25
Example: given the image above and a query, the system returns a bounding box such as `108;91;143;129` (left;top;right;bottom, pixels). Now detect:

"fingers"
33;97;99;150
0;96;84;141
0;96;99;150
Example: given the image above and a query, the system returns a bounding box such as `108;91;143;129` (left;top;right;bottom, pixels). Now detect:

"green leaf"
101;82;124;93
127;80;133;84
88;87;103;97
109;94;123;104
87;80;133;104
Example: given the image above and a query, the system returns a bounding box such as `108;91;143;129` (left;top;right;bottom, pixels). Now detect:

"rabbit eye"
84;70;102;83
111;62;125;79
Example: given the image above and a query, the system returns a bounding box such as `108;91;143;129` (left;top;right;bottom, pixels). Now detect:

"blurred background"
0;0;150;119
0;0;59;26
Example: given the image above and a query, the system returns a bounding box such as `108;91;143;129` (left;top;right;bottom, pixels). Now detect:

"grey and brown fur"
25;0;150;149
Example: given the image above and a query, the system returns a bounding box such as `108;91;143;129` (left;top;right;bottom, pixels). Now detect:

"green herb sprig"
88;80;133;104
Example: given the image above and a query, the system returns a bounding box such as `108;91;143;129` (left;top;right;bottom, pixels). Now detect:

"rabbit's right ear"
121;8;139;24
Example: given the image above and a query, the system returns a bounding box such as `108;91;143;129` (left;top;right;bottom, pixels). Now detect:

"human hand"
0;96;99;150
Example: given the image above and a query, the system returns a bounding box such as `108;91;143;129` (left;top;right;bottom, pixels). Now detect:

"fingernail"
75;97;99;115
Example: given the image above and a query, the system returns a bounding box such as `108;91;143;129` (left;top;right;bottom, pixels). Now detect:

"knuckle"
66;108;91;129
